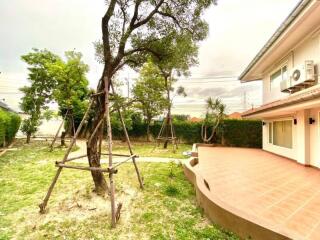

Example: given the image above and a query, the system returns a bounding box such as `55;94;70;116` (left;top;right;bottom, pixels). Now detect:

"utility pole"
243;91;247;111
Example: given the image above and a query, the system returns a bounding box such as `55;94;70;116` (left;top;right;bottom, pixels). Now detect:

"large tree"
86;0;216;226
133;60;168;141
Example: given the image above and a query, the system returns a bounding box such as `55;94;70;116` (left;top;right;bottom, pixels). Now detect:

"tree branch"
133;0;165;29
156;10;193;34
102;0;117;63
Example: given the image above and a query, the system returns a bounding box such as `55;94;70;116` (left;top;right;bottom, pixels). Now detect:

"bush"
0;109;21;147
111;118;262;148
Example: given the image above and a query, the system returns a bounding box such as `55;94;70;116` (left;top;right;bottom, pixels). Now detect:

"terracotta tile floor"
197;146;320;240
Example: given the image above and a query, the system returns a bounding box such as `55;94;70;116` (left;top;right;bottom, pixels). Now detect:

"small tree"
146;32;198;149
50;51;90;145
20;49;60;143
133;61;168;141
201;98;226;144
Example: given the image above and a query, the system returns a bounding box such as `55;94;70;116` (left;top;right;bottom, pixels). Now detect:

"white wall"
17;114;64;137
262;32;320;104
309;107;320;167
262;108;320;168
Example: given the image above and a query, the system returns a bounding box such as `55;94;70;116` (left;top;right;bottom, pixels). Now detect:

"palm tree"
201;97;226;144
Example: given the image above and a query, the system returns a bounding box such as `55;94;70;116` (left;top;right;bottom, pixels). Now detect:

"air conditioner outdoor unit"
291;60;315;87
280;78;290;92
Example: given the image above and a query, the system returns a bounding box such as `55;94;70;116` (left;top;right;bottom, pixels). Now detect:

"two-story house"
240;0;320;167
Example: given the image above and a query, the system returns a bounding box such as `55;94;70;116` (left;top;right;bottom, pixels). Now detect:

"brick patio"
185;146;320;240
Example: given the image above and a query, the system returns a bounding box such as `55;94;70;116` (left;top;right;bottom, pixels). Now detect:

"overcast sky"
0;0;300;116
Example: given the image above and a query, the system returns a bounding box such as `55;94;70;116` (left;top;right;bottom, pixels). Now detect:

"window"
268;122;273;143
270;66;288;90
272;120;292;148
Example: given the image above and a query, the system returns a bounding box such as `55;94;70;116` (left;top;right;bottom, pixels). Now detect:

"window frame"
269;64;288;91
268;119;293;149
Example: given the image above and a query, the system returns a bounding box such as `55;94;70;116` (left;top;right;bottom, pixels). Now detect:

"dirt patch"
11;182;141;239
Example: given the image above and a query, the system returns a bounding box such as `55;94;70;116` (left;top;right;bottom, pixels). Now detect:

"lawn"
109;140;192;159
0;140;238;240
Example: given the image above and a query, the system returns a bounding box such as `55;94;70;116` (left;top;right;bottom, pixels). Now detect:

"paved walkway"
194;146;320;240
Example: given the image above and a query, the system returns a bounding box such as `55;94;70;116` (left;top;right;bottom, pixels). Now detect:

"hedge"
112;119;262;148
221;119;262;148
0;109;21;147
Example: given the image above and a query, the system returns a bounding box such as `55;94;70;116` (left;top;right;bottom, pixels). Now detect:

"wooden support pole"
111;83;144;189
56;154;88;164
98;120;104;158
156;118;166;147
91;91;105;98
39;100;94;213
170;116;176;153
56;163;113;173
112;155;136;168
88;118;104;144
101;152;138;158
71;113;77;147
105;80;116;228
49;109;69;151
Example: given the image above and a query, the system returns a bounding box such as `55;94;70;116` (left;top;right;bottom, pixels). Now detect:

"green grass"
0;140;239;240
110;140;192;159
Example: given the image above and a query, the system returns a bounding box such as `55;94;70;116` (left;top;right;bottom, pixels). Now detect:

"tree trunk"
146;120;151;142
61;131;66;146
86;76;108;195
26;133;31;144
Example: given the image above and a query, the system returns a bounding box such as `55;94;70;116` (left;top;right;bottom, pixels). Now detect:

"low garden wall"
0;109;21;147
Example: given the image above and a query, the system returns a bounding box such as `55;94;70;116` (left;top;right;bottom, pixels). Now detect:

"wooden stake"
71;113;77;147
49;109;69;151
56;163;112;173
88;118;104;144
170;116;176;153
156;113;177;152
105;80;116;228
111;83;144;189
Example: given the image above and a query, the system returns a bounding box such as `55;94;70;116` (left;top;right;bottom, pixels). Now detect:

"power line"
0;92;23;94
176;80;239;83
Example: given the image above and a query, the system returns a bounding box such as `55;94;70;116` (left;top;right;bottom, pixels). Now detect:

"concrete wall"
263;107;320;168
262;32;320;104
309;107;320;167
17;113;64;137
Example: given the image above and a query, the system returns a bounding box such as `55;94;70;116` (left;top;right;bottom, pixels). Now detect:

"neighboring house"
189;117;202;123
0;100;16;113
240;0;320;167
227;112;242;120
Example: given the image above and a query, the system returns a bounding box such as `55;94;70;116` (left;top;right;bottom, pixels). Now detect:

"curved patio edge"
183;157;291;240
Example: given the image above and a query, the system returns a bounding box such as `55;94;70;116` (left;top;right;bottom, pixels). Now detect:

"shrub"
0;109;21;147
6;112;21;143
0;112;6;146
